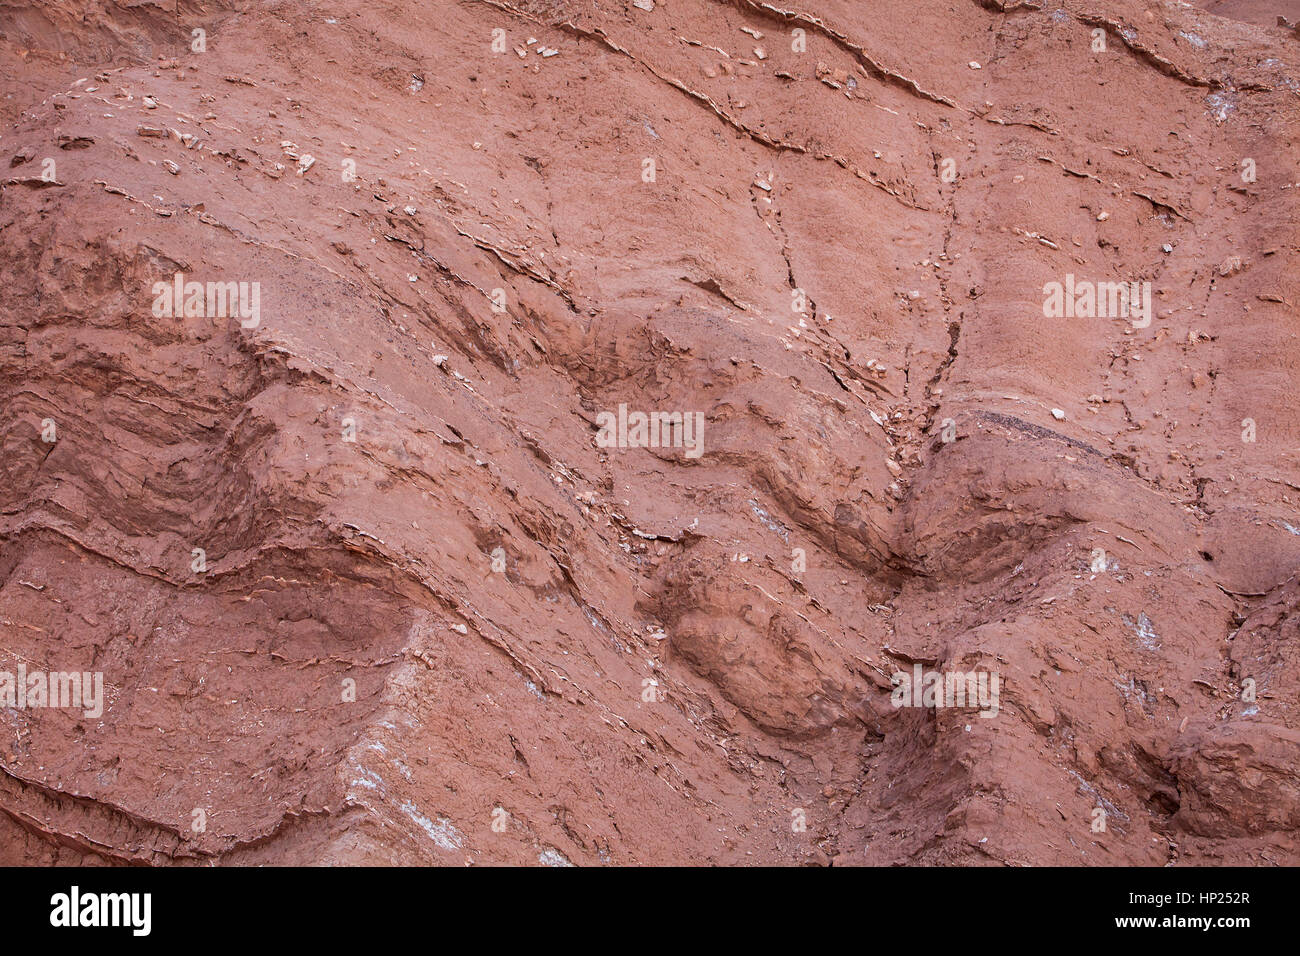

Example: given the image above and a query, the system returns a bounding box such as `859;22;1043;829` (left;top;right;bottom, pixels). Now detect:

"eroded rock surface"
0;0;1298;865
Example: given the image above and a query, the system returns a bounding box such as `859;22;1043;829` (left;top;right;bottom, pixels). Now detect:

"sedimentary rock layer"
0;0;1297;865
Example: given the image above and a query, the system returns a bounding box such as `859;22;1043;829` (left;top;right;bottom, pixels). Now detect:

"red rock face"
0;0;1297;866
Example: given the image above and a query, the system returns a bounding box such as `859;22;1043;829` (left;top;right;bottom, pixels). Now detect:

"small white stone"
1051;408;1066;420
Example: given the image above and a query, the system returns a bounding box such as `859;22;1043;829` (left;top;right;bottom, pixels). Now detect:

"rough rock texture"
0;0;1298;866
